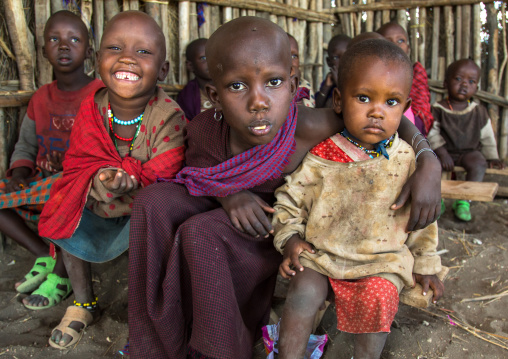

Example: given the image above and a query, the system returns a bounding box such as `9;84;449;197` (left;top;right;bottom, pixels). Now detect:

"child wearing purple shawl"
128;16;443;359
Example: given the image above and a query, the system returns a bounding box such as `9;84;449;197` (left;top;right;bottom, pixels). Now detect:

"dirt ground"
1;192;507;358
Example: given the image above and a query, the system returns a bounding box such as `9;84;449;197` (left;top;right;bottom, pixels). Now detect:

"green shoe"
16;256;57;294
24;273;73;310
452;200;472;222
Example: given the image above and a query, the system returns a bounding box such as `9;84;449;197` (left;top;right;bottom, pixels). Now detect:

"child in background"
428;58;504;221
177;38;213;120
273;39;444;359
128;16;443;358
0;10;103;306
315;34;350;108
377;21;434;135
287;33;315;108
36;11;185;349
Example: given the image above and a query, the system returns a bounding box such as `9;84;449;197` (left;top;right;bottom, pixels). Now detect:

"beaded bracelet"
74;296;98;310
415;148;437;164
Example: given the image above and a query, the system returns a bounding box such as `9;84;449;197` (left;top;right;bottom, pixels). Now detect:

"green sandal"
16;256;56;294
452;200;472;222
24;273;73;311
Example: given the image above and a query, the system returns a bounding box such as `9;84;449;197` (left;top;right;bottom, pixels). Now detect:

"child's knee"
286;272;328;311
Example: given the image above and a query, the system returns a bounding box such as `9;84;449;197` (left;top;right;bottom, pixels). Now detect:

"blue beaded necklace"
340;129;394;159
108;103;143;125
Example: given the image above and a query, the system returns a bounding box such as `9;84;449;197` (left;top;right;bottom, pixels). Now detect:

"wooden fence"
1;0;507;180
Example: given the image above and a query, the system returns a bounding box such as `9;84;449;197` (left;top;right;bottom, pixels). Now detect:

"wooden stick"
4;0;35;91
462;5;471;59
418;7;426;69
409;8;418;64
50;0;63;13
472;3;481;67
396;9;407;31
129;0;139;11
94;0;104;63
223;6;233;23
210;5;220;34
145;1;162;26
444;6;454;66
315;0;324;90
461;290;508;303
455;5;462;60
189;2;199;40
331;0;497;13
486;3;499;138
160;2;174;84
178;1;190;85
105;0;120;21
365;0;374;32
173;0;335;22
35;0;52;87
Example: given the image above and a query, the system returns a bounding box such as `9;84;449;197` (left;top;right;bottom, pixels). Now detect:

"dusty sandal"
49;306;94;349
24;273;72;310
16;256;56;294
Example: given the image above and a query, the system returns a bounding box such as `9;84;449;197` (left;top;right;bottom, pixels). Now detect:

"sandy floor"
1;196;507;358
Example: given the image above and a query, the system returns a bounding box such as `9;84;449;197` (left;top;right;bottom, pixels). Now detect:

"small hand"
279;235;315;279
329;66;338;87
435;147;454;172
324;72;334;87
488;159;505;170
217;190;275;238
4;167;32;193
99;169;138;194
413;273;444;303
46;151;64;172
391;151;442;232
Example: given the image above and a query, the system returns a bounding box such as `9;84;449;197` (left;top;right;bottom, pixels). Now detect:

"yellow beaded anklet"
74;297;98;310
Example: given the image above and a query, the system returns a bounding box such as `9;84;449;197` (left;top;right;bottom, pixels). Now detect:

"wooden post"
190;2;199;40
365;0;374;32
35;0;52;87
472;4;481;67
94;0;104;61
418;7;426;69
4;0;36;91
374;10;381;31
397;9;407;31
277;0;287;31
314;0;324;90
233;8;240;19
105;0;119;21
123;0;130;11
129;0;139;11
444;6;454;66
500;4;508;159
462;5;471;59
223;6;233;23
179;1;190;85
455;5;462;61
210;5;220;34
0;108;5;252
322;0;331;83
146;2;162;27
431;6;440;104
306;0;318;91
199;3;211;38
50;0;63;13
160;2;175;84
409;8;418;64
486;3;499;139
382;9;390;24
286;0;294;35
437;56;446;102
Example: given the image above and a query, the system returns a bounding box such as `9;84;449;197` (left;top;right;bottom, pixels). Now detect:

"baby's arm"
479;119;505;169
406;222;444;303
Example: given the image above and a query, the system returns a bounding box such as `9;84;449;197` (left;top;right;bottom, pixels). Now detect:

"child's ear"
158;60;170;82
332;87;342;114
290;73;298;98
185;60;193;73
205;83;222;111
403;97;412;114
85;46;93;59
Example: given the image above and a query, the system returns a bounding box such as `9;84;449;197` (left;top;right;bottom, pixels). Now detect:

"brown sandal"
48;306;93;349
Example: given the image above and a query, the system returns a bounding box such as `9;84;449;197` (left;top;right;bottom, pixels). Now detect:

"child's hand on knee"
99;169;138;194
413;273;444;304
279;235;315;279
488;159;505;170
435;147;454;171
5;167;32;193
216;190;275;238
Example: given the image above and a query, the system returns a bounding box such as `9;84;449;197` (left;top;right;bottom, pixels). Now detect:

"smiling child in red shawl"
128;16;443;359
36;11;185;350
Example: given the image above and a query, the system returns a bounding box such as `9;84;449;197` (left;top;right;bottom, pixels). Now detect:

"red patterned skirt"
329;276;399;334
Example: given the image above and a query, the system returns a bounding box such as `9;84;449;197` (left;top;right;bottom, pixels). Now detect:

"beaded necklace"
108;104;144;154
108;103;143;125
446;97;470;111
340;129;394;159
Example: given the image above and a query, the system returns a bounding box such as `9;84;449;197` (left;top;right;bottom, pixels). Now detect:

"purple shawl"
176;78;201;121
172;87;309;197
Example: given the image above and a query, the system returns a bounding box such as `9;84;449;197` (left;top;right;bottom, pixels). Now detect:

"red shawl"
39;88;185;239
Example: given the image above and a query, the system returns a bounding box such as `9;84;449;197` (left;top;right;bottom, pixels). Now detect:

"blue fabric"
47;208;130;263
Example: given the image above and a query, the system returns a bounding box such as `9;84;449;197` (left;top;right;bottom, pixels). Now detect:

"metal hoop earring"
214;109;223;121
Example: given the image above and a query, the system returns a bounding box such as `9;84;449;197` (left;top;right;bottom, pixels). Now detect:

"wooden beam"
332;0;496;14
441;180;498;202
173;0;335;23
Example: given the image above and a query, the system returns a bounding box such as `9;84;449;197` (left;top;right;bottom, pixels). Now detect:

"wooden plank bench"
444;166;508;197
441;179;498;201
